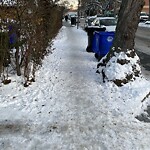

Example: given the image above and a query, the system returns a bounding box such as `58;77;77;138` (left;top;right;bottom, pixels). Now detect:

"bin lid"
97;31;115;35
85;27;106;32
94;31;115;36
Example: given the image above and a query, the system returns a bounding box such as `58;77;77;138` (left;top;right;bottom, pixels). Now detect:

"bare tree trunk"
97;0;145;86
113;0;145;51
15;46;21;76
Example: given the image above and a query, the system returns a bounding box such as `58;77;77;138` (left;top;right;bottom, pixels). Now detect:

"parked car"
91;17;117;31
140;12;149;22
84;16;97;28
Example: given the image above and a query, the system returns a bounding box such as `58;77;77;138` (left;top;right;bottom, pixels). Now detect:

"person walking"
65;15;68;22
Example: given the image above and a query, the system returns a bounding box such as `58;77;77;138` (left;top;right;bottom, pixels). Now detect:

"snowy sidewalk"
0;21;150;150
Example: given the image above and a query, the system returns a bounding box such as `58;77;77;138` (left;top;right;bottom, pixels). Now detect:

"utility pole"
114;0;117;18
77;0;80;29
149;0;150;20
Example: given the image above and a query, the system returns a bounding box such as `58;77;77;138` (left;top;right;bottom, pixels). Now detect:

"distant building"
143;0;149;13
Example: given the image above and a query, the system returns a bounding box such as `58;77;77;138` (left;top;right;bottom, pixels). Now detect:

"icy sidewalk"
0;22;150;150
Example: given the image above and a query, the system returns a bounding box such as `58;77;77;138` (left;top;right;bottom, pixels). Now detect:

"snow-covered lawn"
0;22;150;150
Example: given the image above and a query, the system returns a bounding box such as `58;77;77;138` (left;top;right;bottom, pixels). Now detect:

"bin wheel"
95;53;103;61
95;53;99;59
86;46;93;52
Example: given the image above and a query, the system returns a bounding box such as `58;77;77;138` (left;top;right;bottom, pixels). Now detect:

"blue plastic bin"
85;27;106;52
8;25;17;45
9;33;17;44
92;31;115;58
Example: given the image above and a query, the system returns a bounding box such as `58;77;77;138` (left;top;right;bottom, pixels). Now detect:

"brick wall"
143;0;149;13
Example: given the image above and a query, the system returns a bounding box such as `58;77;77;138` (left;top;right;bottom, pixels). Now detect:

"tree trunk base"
97;48;142;86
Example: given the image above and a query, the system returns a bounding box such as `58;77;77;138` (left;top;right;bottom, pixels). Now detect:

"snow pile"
102;49;141;81
139;22;150;28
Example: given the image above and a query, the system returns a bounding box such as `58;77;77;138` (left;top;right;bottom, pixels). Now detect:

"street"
135;26;150;78
135;26;150;56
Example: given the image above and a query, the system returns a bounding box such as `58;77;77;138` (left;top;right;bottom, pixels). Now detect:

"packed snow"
98;49;142;80
0;21;150;150
139;22;150;28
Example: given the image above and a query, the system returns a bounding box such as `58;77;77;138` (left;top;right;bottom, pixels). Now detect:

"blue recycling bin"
8;25;17;45
9;33;17;44
92;31;115;60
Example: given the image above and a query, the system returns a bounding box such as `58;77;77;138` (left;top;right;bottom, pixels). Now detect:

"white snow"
139;22;150;28
0;21;150;150
100;50;142;81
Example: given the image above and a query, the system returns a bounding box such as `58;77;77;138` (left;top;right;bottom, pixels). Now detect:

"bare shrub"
0;0;64;85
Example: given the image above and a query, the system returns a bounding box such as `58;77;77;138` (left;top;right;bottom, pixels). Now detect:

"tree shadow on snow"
136;105;150;123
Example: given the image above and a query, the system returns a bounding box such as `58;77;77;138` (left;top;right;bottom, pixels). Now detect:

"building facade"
143;0;149;13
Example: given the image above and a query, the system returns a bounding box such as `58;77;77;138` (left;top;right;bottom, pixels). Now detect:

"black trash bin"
71;17;76;26
85;26;106;52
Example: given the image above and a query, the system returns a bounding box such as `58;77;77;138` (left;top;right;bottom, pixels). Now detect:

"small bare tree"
0;0;64;86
